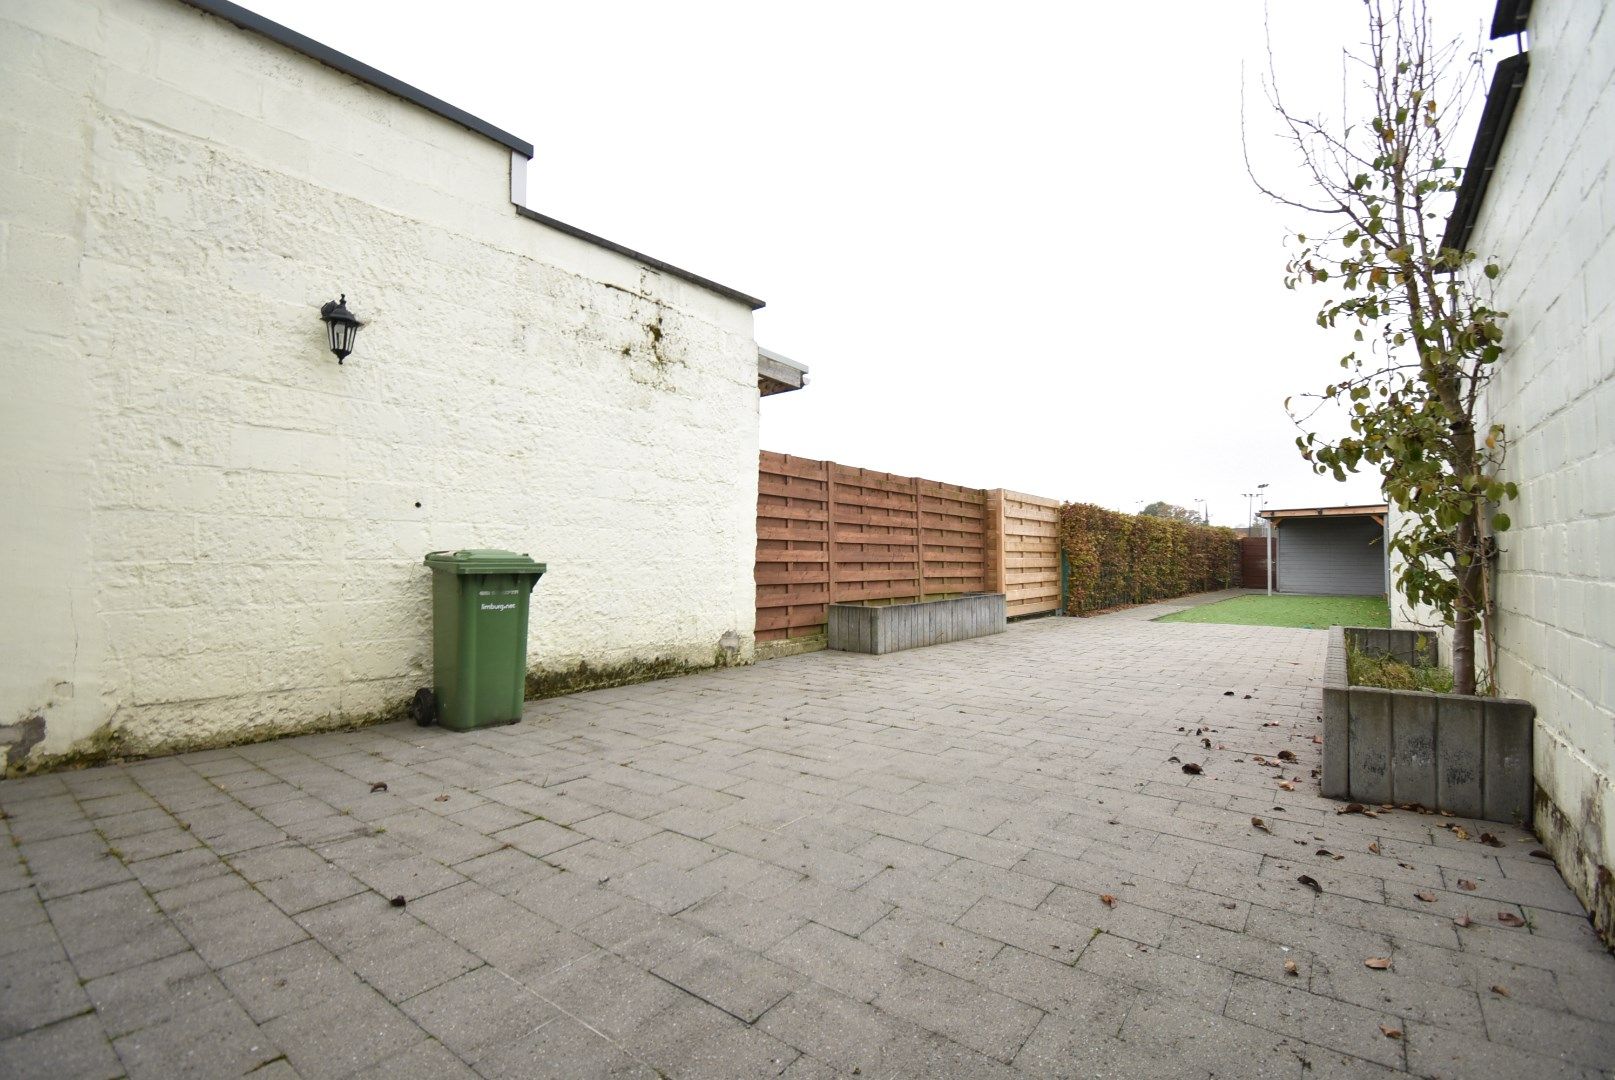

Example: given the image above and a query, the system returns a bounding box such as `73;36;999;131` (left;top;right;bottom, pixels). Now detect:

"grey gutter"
514;207;765;310
177;0;534;157
1439;52;1529;256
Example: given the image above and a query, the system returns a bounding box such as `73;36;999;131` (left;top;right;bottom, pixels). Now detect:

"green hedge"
1059;504;1241;614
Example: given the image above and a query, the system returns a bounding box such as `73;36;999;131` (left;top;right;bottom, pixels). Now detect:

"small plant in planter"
1347;640;1453;694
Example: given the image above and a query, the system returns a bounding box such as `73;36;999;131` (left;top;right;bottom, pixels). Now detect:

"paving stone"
1477;991;1615;1070
651;935;798;1022
84;950;233;1038
529;952;685;1040
124;846;232;893
0;1012;123;1080
218;937;367;1022
348;1037;481;1079
956;895;1097;961
0;954;89;1040
1076;929;1236;1009
1117;993;1315;1080
113;998;282;1079
344;919;484;1002
265;984;429;1079
46;879;191;979
765;922;906;1003
1404;1017;1603;1080
474;1015;660;1079
756;983;1017;1080
679;888;808;952
976;943;1138;1020
860;906;1003;979
20;830;133;899
578;899;713;968
874;959;1042;1062
619;992;800;1079
1223;972;1405;1070
398;966;555;1063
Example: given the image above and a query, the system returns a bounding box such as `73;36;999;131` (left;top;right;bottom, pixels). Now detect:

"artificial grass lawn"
1157;593;1390;630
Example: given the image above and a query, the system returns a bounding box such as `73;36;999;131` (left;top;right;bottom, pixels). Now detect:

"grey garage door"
1276;517;1386;595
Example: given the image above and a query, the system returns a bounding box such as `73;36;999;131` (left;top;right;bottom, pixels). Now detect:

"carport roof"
1260;504;1388;521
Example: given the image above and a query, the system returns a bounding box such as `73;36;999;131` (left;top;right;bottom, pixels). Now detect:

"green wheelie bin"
424;549;546;731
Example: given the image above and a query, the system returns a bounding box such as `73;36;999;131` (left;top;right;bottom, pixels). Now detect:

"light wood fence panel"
995;490;1062;618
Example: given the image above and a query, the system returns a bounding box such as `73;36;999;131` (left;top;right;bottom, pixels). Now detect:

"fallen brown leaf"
1277;750;1298;762
1454;914;1473;927
1201;737;1211;749
1490;984;1510;997
1284;959;1298;976
1398;862;1416;870
1457;879;1477;891
1251;817;1272;834
1297;875;1322;894
1279;780;1296;791
1529;849;1552;859
1312;734;1324;744
1380;1024;1403;1040
433;794;451;803
389;895;406;907
1368;842;1381;854
1452;826;1471;841
1497;912;1526;927
1182;763;1203;775
369;782;388;793
1479;833;1504;848
1415;891;1437;903
1338;803;1366;815
1364;957;1392;970
1099;894;1117;908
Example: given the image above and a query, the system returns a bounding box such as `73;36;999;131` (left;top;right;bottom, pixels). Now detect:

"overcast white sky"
249;0;1500;528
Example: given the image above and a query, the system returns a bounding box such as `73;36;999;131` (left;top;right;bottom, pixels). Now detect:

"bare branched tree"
1250;0;1512;694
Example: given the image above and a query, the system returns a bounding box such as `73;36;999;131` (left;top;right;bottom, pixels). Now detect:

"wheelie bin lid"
424;549;547;575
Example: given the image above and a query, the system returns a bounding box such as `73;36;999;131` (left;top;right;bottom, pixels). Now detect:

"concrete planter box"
1322;626;1535;823
828;594;1006;655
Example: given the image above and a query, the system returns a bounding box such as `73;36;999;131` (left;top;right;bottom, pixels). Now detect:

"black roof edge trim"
1489;0;1531;39
1440;51;1529;255
177;0;535;158
514;207;765;310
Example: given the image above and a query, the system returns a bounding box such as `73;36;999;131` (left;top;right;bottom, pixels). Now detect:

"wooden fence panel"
755;452;830;641
998;490;1062;617
759;456;1060;641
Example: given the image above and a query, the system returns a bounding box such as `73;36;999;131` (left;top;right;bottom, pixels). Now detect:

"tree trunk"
1452;515;1479;695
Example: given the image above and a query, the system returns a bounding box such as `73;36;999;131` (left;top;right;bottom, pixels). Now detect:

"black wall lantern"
319;294;364;363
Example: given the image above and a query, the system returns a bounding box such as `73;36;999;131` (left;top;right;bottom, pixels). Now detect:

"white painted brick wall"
1393;0;1614;921
0;0;762;765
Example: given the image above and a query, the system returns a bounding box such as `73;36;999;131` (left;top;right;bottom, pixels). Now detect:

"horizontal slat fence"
757;453;1057;643
992;490;1062;618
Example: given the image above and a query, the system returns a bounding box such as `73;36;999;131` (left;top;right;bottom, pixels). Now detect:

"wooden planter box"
828;594;1006;655
1322;626;1535;823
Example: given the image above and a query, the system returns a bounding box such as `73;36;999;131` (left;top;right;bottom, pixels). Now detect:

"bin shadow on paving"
1;595;1611;1078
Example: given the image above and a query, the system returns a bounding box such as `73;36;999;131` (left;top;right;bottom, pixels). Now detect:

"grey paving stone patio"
3;594;1612;1079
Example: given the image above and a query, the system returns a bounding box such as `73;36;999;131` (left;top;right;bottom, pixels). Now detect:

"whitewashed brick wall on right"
1465;0;1615;936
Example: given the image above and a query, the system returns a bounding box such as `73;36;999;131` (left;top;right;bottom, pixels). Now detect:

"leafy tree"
1251;0;1512;695
1139;501;1204;524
